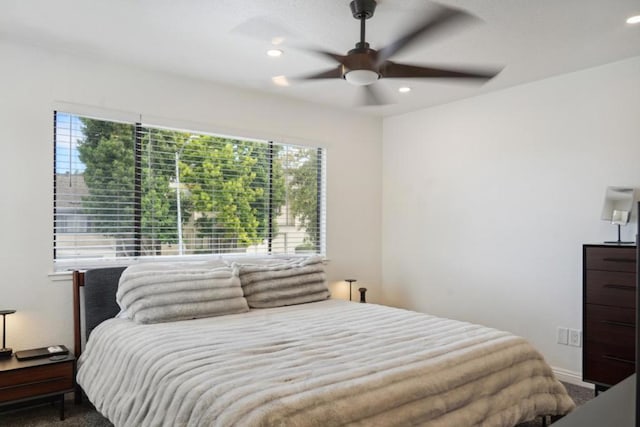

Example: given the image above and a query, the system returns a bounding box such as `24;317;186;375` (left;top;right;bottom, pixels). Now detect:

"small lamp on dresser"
0;309;16;358
345;279;356;301
600;186;635;244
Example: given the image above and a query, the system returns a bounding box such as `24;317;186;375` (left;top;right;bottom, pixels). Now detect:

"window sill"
49;255;329;280
48;271;73;282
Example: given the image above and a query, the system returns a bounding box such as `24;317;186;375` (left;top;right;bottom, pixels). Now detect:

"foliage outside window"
53;112;325;269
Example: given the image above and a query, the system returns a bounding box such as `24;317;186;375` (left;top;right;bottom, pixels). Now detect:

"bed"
73;258;575;426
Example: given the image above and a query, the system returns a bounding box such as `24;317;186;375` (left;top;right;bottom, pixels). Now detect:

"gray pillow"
116;264;248;324
236;256;330;308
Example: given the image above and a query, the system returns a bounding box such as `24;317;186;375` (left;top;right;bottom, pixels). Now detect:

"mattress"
77;299;574;426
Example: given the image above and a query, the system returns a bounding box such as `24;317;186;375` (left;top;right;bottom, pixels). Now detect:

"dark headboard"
72;267;126;358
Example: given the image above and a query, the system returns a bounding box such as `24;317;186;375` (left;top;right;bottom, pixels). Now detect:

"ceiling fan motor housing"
350;0;377;19
344;48;380;85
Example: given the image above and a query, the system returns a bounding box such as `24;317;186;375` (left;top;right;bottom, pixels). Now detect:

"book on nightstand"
15;345;69;361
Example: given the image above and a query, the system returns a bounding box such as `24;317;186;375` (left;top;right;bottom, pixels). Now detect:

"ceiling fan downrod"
350;0;377;50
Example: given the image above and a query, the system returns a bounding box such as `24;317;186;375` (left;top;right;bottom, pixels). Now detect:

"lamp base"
0;347;12;358
605;224;634;245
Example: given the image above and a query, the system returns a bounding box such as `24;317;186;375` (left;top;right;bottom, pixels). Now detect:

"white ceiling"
2;0;639;117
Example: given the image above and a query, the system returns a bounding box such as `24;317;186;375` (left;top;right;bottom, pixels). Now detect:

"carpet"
0;382;594;426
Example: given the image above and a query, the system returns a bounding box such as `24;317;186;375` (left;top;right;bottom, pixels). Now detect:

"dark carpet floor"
0;382;594;426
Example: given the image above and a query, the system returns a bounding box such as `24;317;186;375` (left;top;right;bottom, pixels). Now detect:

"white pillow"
236;256;330;308
116;263;248;324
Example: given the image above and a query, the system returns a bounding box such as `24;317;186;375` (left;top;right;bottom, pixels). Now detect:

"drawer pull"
602;257;635;264
602;355;635;365
603;284;635;291
601;320;635;328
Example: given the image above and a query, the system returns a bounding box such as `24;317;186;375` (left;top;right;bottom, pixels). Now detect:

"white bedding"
77;300;574;426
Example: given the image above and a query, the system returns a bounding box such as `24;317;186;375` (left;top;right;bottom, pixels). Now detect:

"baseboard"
552;366;594;389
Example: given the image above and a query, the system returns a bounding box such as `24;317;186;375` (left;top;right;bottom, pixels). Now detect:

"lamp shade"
601;186;634;225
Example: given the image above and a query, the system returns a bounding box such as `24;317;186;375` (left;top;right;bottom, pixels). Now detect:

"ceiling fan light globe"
626;15;640;24
344;69;379;86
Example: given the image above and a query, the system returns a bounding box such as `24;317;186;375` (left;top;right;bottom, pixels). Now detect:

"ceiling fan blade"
360;84;393;106
305;48;348;65
298;66;345;80
375;4;478;66
381;62;502;80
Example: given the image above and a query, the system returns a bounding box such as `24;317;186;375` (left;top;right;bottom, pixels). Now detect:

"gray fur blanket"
77;300;574;426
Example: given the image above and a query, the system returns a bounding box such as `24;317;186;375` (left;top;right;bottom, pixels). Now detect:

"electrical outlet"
569;329;582;347
557;327;569;345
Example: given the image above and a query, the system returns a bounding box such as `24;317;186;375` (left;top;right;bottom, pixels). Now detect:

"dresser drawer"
585;246;636;272
584;270;636;308
585;304;635;347
0;362;73;403
584;304;635;387
584;350;635;387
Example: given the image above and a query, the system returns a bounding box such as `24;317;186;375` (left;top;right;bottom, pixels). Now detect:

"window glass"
53;112;325;269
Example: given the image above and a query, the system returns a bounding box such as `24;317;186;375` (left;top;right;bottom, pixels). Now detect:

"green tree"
78;120;181;255
182;136;285;253
77;118;288;256
287;148;320;248
77;119;137;255
139;128;184;254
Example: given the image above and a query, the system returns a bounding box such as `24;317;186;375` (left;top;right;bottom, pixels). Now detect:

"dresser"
583;244;637;393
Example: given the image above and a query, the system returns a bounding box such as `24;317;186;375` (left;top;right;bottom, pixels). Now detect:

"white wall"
382;56;640;375
0;40;382;351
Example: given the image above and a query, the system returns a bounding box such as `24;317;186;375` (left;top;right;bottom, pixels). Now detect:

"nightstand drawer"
585;246;636;272
585;270;636;308
0;362;73;403
0;376;73;403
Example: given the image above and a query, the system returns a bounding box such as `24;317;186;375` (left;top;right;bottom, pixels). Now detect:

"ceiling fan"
298;0;502;105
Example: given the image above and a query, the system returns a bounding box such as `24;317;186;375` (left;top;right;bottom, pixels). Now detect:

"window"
53;112;325;269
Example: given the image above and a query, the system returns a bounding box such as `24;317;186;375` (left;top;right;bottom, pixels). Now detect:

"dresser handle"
602;257;635;263
601;320;635;328
602;355;635;365
603;284;635;291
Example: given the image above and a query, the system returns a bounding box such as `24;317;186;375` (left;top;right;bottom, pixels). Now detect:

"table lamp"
0;309;16;358
601;186;635;244
345;279;356;301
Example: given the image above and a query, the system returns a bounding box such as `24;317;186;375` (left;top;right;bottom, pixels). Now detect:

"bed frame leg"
542;414;563;426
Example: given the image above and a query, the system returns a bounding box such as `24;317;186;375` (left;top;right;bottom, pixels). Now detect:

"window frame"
53;110;327;271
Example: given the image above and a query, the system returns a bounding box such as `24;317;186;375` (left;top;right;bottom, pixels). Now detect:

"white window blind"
53;112;326;270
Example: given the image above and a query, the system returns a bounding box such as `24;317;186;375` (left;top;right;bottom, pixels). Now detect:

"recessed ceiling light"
398;87;411;93
271;37;285;46
272;75;290;87
626;15;640;24
267;49;283;57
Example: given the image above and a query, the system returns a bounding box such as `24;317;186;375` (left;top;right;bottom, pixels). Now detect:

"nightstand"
0;354;76;420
